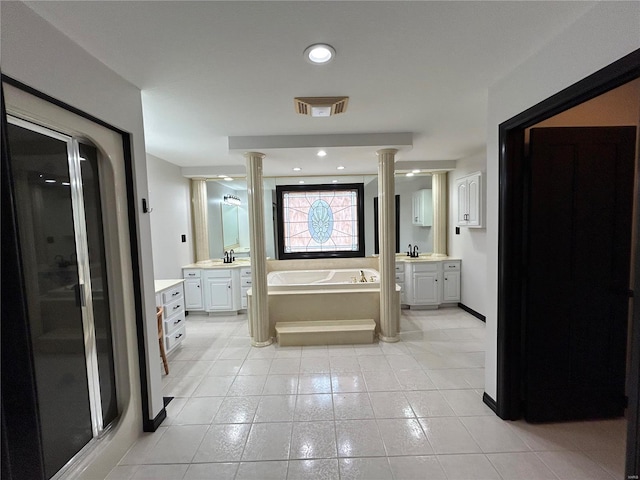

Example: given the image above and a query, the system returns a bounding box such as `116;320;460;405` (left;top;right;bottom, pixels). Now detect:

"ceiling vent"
294;96;349;117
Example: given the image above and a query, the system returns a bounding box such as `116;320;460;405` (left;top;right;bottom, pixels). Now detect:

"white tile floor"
109;307;625;479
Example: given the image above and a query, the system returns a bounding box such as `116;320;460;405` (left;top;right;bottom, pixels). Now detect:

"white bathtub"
267;268;379;291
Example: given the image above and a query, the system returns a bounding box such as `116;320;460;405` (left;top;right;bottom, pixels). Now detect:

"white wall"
449;152;487;315
147;154;193;278
1;2;161;478
484;1;640;401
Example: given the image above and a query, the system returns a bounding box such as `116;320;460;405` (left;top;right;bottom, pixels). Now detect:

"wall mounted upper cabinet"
412;189;433;226
455;172;483;228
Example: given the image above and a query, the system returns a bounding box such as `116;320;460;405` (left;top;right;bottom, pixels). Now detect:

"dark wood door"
525;126;636;422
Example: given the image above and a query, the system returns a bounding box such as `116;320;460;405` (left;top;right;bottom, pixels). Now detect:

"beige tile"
537;451;615;479
388;456;446;480
487;452;558;480
437;454;501;480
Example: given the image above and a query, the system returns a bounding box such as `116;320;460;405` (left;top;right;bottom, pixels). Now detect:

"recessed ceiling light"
299;180;305;184
337;166;345;170
332;180;338;183
412;169;420;173
406;172;414;177
317;150;327;157
304;43;335;64
293;167;301;171
224;177;233;181
45;179;56;183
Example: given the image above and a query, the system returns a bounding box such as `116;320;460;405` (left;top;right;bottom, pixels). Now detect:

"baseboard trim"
144;407;167;432
483;392;498;414
458;303;486;322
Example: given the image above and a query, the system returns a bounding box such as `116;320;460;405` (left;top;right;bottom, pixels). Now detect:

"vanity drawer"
395;274;404;283
162;286;183;304
395;263;405;273
164;311;185;335
241;277;252;287
163;297;184;319
183;269;201;278
241;268;251;277
412;262;438;273
165;324;186;351
204;269;231;278
443;261;461;271
241;286;250;309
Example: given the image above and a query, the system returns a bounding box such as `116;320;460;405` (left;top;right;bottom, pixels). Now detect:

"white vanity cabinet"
456;172;483;227
155;280;186;353
204;269;234;311
407;262;440;306
401;259;461;308
395;262;406;305
240;267;251;310
182;266;242;313
183;269;203;311
412;189;433;226
442;261;461;303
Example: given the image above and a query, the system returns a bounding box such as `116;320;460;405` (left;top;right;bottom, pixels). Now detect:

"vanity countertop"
183;255;459;270
182;258;252;269
154;278;184;293
395;254;460;263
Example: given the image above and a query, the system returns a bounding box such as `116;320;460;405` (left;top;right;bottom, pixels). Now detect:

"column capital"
376;148;399;156
244;151;266;160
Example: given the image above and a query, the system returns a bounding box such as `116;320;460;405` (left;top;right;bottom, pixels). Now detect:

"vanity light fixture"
62;182;71;186
337;166;345;170
299;180;305;184
332;179;338;183
223;194;241;206
304;43;335;64
317;150;327;157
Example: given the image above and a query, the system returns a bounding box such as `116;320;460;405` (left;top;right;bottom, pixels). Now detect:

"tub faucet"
412;245;419;258
359;270;368;282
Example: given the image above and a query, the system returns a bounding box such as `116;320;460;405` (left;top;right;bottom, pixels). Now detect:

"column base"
378;334;400;343
251;337;273;347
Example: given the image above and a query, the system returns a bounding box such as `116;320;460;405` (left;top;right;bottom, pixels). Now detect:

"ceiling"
24;1;596;176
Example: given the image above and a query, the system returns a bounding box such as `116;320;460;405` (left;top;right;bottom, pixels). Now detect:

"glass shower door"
6;118;116;479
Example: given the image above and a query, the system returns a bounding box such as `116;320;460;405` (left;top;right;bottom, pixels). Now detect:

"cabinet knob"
173;304;180;310
197;285;200;288
172;292;179;296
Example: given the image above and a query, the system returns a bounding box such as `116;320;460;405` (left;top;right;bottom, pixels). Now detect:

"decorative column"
245;152;272;346
432;172;448;257
191;178;210;262
377;149;400;342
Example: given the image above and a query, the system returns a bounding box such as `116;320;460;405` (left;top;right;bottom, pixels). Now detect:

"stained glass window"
277;184;364;258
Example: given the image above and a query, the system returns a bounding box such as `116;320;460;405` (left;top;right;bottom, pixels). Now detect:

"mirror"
222;203;239;249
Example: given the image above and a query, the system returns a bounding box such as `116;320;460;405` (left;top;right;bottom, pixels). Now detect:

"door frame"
495;48;640;473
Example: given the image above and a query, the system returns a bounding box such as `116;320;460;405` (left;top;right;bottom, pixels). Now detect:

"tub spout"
359;270;367;282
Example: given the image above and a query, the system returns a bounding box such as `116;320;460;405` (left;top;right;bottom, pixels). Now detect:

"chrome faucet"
359;270;368;282
412;245;419;258
407;244;412;257
223;250;231;263
229;249;235;263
